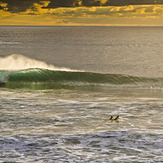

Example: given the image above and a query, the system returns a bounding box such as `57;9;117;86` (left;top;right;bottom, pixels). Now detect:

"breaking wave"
0;54;163;89
0;68;162;89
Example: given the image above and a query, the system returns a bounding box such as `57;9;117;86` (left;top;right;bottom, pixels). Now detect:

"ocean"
0;26;163;162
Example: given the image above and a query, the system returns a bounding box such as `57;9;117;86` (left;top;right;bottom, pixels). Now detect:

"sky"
1;0;163;26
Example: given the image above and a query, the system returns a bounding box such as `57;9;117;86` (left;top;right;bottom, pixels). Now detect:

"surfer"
110;115;113;120
114;115;119;120
110;115;119;121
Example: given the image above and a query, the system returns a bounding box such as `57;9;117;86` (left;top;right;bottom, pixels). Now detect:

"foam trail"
0;54;76;71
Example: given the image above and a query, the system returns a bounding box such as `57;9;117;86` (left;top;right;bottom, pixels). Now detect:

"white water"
0;54;75;71
0;89;163;162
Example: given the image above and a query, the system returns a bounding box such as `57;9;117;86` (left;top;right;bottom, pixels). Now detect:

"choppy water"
0;26;163;162
0;88;163;162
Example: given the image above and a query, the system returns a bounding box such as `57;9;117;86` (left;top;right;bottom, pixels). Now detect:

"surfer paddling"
110;115;119;121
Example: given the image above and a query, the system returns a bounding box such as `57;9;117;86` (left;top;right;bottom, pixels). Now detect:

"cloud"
0;0;47;13
1;0;163;26
44;5;163;17
1;5;163;26
0;2;7;10
45;0;82;8
1;0;163;13
104;0;163;6
45;0;163;8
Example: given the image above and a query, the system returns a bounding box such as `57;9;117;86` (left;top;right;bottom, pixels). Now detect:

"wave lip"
7;68;142;83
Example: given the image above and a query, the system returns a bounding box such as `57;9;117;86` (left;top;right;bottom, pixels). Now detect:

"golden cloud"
1;4;163;26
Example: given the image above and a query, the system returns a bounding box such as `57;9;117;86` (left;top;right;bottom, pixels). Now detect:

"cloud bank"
1;0;163;26
1;0;163;13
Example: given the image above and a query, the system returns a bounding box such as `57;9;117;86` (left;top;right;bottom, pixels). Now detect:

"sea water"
0;26;163;162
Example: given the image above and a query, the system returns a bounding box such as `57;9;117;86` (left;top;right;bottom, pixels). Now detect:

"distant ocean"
0;26;163;162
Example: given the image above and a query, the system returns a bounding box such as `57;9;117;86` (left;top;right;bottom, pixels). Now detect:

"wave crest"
0;54;73;71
